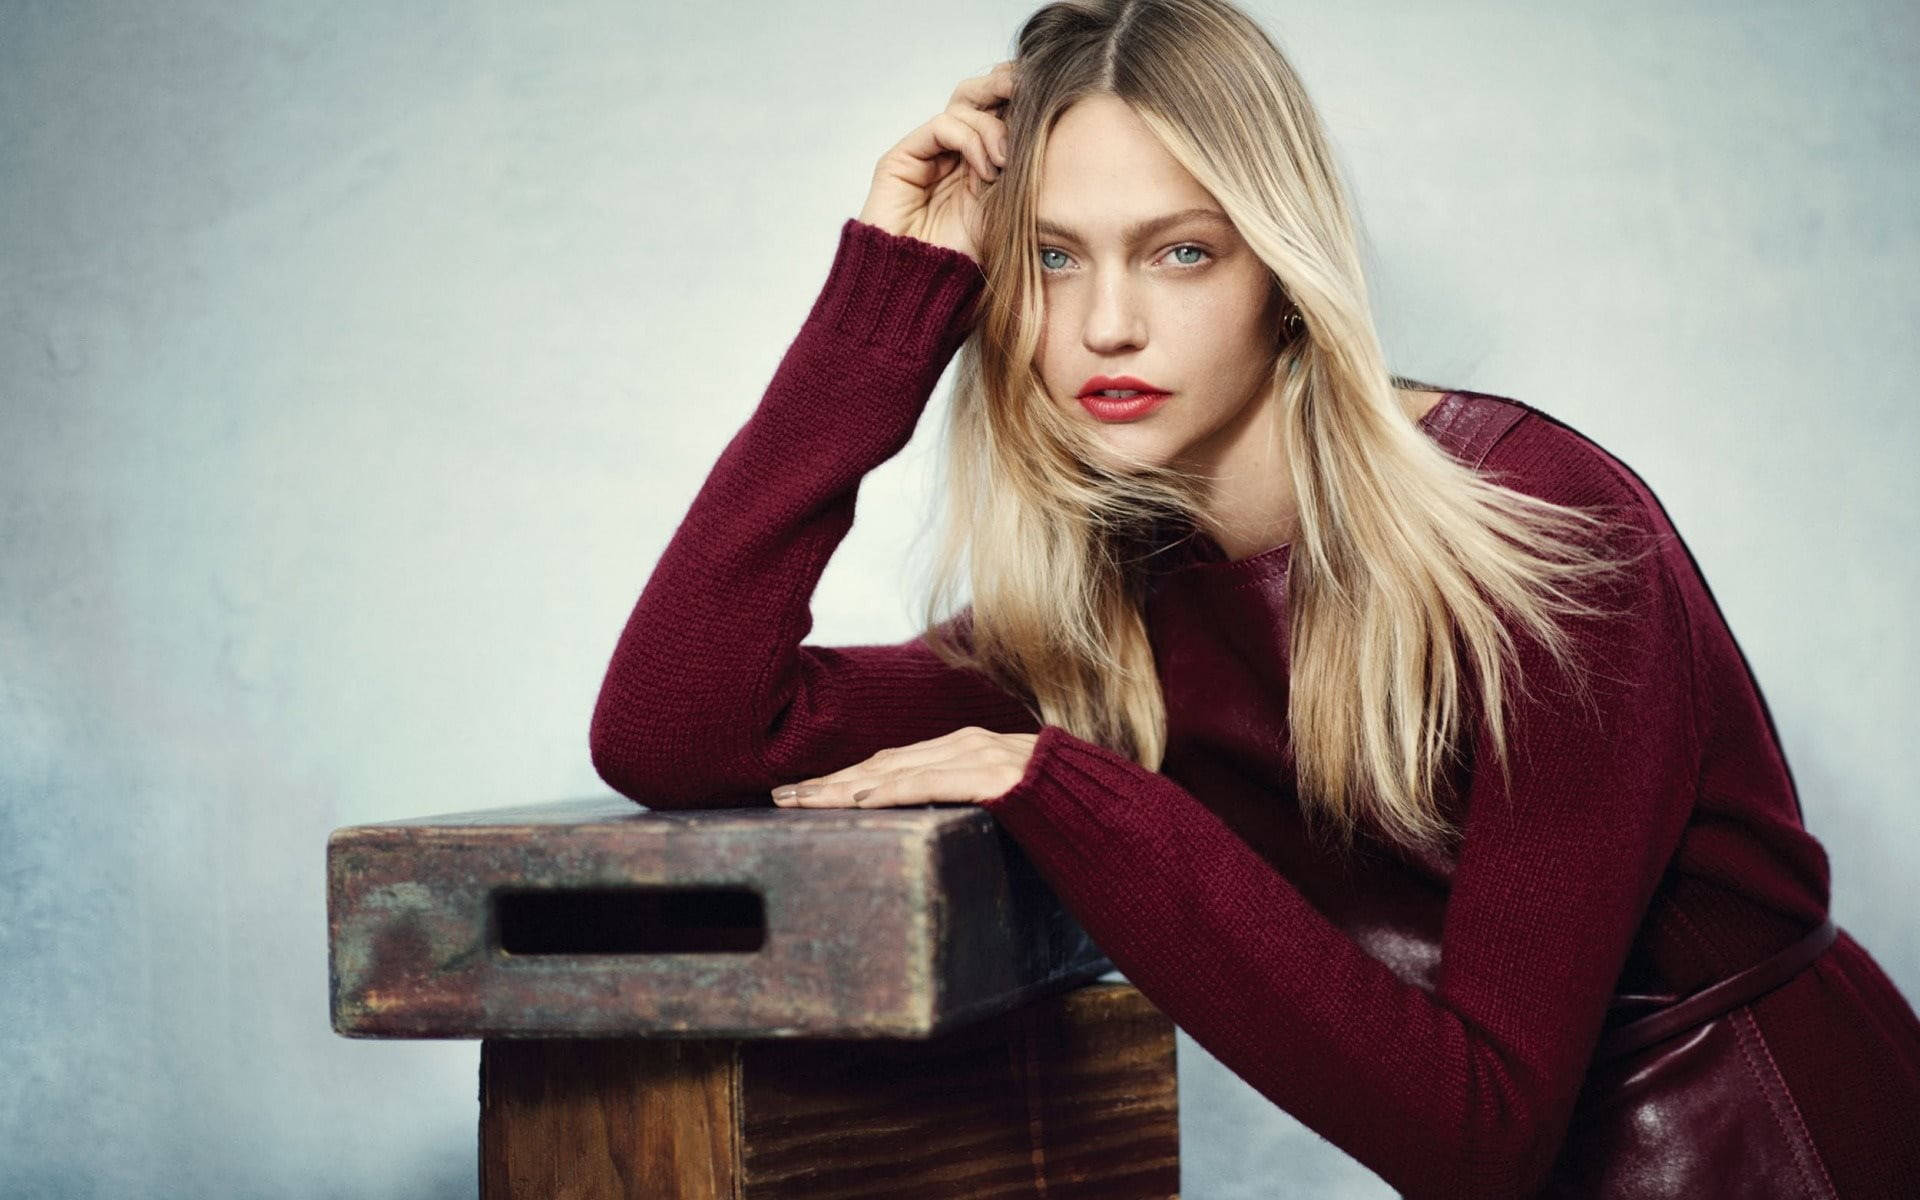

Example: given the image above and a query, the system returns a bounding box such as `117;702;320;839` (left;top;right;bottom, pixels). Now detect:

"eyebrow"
1035;207;1233;245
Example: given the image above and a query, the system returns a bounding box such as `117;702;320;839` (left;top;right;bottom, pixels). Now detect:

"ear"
1263;276;1294;344
1263;274;1286;315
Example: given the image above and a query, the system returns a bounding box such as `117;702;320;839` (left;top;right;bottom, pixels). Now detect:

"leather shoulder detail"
1425;390;1530;468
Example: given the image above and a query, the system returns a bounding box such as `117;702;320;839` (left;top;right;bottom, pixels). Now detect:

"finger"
881;115;984;186
863;727;993;778
950;60;1017;111
791;786;861;808
928;111;998;180
774;727;990;803
798;742;922;790
845;731;1014;805
851;764;1005;808
775;749;926;808
945;104;1008;169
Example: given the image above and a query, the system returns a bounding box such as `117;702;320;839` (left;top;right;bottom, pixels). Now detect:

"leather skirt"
1541;916;1842;1198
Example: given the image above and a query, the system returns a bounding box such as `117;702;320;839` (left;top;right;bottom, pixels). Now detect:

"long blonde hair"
917;0;1649;862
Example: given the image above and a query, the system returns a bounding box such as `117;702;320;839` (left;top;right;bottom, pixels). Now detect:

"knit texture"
590;216;1920;1198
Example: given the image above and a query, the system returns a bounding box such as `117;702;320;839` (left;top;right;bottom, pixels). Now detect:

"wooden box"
327;797;1180;1197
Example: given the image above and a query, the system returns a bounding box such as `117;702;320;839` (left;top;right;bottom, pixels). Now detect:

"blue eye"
1037;244;1214;273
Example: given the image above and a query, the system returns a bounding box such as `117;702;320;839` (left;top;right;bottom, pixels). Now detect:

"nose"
1080;275;1147;354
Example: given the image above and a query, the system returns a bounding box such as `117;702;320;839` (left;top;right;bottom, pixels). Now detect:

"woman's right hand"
857;60;1016;266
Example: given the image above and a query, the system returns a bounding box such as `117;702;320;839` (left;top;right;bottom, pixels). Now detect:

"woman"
589;2;1920;1196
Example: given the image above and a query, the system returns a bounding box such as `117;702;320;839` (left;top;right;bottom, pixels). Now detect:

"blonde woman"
590;2;1920;1195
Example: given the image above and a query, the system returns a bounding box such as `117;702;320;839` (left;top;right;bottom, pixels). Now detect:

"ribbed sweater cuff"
803;218;987;366
980;724;1138;849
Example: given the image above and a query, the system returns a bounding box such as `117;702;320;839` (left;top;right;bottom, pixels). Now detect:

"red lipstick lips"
1077;375;1170;423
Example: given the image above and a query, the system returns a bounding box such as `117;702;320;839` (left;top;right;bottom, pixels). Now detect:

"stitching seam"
1732;1006;1839;1199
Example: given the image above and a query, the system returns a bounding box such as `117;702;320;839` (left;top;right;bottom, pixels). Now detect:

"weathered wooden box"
328;797;1114;1039
327;796;1180;1198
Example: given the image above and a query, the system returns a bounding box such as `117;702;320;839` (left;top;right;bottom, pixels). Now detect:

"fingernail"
852;787;874;802
772;786;798;800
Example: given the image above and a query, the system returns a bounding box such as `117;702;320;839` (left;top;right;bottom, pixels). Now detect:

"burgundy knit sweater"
590;217;1920;1198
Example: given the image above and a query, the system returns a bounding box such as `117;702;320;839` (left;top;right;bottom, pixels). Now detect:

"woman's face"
1032;95;1285;476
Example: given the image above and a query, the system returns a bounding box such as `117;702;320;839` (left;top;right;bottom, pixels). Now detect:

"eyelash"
1036;243;1215;274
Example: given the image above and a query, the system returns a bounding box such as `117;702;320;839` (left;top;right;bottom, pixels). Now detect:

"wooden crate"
327;797;1181;1197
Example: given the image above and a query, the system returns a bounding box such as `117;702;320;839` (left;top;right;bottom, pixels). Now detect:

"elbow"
588;705;649;805
589;722;698;810
588;696;768;811
587;690;679;807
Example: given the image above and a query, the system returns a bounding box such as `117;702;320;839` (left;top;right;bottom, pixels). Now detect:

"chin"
1080;424;1182;474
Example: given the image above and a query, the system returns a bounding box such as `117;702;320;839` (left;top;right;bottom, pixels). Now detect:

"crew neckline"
1162;391;1463;582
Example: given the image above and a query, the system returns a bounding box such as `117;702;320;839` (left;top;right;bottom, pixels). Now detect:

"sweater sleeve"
979;496;1700;1200
590;219;1041;810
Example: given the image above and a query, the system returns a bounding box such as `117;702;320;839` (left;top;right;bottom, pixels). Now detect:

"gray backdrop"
3;2;1915;1197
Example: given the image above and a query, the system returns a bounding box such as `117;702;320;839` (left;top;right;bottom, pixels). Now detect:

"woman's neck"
1198;387;1449;562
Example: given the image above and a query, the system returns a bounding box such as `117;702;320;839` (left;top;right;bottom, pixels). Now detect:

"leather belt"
1595;915;1838;1062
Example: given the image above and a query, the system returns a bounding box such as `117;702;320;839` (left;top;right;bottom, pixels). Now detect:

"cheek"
1035;322;1065;395
1193;288;1281;369
1192;282;1265;336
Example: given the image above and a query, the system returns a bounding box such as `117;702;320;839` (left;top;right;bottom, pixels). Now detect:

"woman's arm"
589;218;1039;810
979;495;1699;1200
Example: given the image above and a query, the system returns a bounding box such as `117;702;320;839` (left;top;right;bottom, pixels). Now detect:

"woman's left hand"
771;726;1041;808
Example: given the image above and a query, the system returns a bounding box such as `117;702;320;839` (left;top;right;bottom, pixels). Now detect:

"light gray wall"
2;3;1914;1197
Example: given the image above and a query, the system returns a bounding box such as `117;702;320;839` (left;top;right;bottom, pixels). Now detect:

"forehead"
1035;98;1226;241
1035;207;1233;244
